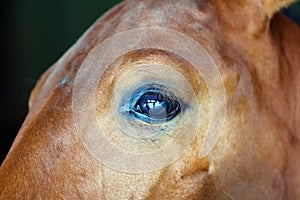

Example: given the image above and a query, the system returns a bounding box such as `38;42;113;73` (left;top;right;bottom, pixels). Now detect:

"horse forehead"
36;0;246;86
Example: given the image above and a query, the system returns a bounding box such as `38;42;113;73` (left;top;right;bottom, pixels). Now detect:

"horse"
1;0;299;199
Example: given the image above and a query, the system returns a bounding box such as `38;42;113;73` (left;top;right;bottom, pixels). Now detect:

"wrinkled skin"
1;0;300;199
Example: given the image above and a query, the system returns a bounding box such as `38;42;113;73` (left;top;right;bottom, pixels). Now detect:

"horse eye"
130;89;181;124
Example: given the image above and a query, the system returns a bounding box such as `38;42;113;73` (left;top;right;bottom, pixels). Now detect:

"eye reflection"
130;87;181;124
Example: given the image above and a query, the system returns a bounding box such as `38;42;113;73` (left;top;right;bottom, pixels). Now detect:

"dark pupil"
133;91;180;122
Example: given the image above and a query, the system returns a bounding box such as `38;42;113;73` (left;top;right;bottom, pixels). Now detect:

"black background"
0;0;122;164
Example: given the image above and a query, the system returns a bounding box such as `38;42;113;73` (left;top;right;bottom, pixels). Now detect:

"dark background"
0;0;122;164
0;1;299;164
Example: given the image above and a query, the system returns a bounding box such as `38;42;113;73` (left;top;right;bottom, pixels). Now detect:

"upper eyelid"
129;85;178;107
136;69;157;76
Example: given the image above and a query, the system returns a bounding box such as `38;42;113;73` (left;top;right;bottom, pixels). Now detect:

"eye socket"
129;87;181;124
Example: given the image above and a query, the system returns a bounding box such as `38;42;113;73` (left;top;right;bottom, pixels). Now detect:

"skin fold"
0;0;299;199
